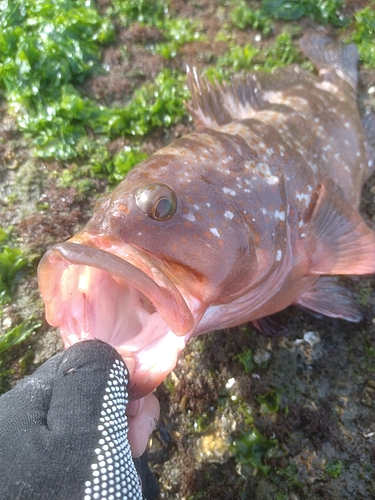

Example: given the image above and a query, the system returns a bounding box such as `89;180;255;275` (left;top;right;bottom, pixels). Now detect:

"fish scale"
38;32;375;399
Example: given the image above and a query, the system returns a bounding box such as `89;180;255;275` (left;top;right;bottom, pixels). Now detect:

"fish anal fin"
185;66;265;128
305;183;375;275
252;316;289;337
296;277;362;322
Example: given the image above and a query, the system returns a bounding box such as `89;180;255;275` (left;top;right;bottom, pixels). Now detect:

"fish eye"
135;183;178;221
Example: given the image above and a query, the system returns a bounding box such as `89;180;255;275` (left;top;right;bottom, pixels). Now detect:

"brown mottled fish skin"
38;33;375;398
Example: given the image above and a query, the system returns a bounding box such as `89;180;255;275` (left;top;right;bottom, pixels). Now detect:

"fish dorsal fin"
185;66;265;128
305;183;375;275
296;276;362;322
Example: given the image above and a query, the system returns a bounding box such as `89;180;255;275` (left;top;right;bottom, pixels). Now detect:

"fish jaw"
37;236;204;398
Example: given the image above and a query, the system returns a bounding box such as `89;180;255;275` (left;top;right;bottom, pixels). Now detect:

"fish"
38;33;375;399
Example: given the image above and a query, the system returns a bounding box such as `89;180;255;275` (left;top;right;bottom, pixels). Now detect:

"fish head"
38;150;258;399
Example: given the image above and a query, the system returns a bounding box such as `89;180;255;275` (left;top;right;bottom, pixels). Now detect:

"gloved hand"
0;339;160;500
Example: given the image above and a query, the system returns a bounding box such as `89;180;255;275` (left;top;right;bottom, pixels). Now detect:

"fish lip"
38;240;195;337
38;237;199;399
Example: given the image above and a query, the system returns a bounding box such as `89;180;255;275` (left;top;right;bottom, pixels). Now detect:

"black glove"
0;339;159;500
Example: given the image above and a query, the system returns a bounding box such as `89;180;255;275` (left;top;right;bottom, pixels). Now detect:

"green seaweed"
235;349;254;374
325;459;343;478
262;32;304;70
0;320;40;356
0;0;114;160
155;18;204;59
217;43;260;71
110;0;204;59
0;227;38;361
208;32;307;82
260;0;347;27
232;427;279;475
276;462;304;487
257;390;281;414
230;1;273;36
0;0;190;165
109;0;168;27
0;228;31;305
88;69;189;137
349;7;375;68
110;147;148;184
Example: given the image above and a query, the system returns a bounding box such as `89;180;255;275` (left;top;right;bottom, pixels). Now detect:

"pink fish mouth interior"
38;241;197;398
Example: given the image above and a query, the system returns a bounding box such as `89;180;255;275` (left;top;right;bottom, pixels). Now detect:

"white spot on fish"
255;163;279;185
184;212;196;222
296;192;311;206
210;228;220;238
316;80;339;94
274;210;285;221
276;250;282;261
223;187;237;196
224;210;234;220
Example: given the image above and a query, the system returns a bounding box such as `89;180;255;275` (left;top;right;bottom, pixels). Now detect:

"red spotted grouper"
38;33;375;399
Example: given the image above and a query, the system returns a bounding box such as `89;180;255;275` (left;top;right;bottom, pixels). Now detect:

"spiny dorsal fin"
185;66;265;128
299;31;359;90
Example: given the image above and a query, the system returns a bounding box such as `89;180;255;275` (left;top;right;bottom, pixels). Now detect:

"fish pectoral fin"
185;66;265;128
252;316;289;337
305;183;375;275
296;276;362;322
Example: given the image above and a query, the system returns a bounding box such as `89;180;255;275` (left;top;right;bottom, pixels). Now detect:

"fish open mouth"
38;237;200;398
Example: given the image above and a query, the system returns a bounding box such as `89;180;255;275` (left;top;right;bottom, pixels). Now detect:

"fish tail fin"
186;65;265;128
299;31;359;90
